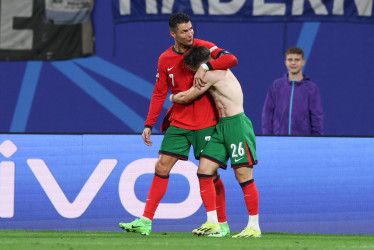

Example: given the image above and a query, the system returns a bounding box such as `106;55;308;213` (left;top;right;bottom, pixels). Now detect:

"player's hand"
142;127;152;146
193;66;207;89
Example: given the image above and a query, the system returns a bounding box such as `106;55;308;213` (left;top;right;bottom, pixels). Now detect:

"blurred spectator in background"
262;47;324;135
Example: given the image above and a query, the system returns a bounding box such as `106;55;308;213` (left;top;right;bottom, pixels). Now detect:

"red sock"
142;174;169;220
241;179;259;215
214;176;227;223
198;174;216;212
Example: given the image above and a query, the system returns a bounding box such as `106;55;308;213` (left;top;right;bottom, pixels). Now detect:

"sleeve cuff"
200;63;209;72
144;125;152;130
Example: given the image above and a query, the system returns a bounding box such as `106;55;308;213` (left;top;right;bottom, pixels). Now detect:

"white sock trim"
247;214;260;230
207;210;219;224
141;216;152;221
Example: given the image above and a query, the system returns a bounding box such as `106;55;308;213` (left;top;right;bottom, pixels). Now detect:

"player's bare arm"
171;78;213;104
194;49;238;89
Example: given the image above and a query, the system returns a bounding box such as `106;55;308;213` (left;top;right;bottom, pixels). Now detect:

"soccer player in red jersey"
119;13;238;236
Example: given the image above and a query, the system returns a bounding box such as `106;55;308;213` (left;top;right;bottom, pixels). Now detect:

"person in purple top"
262;46;324;135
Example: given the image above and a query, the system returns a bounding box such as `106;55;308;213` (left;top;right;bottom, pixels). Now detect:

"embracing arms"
170;78;213;104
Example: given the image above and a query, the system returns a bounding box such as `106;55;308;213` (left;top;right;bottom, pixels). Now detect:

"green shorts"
159;125;216;160
201;112;258;169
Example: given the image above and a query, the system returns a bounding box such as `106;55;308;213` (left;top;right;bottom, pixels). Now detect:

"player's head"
169;13;194;50
169;13;191;32
285;46;304;59
285;46;305;75
183;46;210;71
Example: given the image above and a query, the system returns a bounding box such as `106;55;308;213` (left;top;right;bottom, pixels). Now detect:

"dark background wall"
1;0;373;135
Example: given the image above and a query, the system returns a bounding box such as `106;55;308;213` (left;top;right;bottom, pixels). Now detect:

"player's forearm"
171;79;212;105
170;91;192;104
144;102;164;127
144;87;168;127
171;86;205;104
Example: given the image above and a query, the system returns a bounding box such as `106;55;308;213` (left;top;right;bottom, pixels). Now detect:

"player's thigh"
159;126;191;160
201;138;230;169
188;125;216;160
155;154;179;175
197;157;220;175
225;117;258;167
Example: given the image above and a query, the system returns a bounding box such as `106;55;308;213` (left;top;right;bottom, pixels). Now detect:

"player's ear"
170;31;176;39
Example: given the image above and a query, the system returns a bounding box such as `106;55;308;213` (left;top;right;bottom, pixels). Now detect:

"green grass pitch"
0;230;373;250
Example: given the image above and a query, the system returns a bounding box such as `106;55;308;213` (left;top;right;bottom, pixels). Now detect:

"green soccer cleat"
192;221;220;236
119;218;152;236
232;227;261;238
207;222;231;237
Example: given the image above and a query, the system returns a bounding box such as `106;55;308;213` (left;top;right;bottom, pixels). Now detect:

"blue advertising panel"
0;135;373;234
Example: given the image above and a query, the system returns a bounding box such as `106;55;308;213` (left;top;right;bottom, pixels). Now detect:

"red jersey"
144;38;237;130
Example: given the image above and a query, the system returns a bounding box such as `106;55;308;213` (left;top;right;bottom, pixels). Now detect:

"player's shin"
214;175;227;223
142;173;169;220
241;179;260;230
198;174;218;223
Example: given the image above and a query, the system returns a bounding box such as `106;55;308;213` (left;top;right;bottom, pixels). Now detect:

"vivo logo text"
0;140;202;219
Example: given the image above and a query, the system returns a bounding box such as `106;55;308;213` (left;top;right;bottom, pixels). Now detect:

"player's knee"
212;170;219;178
155;159;173;175
197;158;218;175
196;168;208;175
234;168;252;183
197;165;214;175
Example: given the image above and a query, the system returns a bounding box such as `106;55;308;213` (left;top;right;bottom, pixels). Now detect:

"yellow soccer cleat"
192;221;220;236
232;227;261;238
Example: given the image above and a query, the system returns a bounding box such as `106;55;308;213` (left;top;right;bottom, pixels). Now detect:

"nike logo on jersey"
167;66;175;71
235;157;244;162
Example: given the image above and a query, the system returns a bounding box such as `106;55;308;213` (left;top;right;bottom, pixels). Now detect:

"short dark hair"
285;46;304;58
169;13;191;32
183;46;210;69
